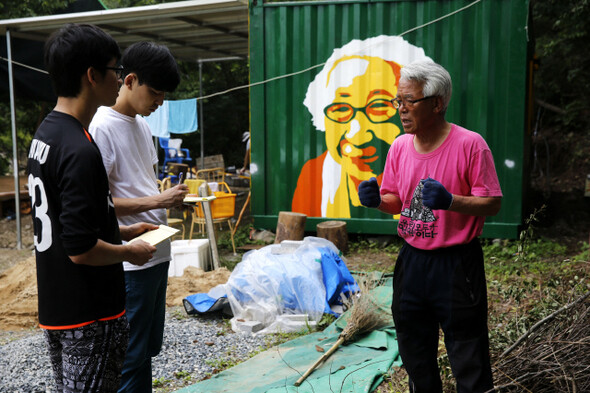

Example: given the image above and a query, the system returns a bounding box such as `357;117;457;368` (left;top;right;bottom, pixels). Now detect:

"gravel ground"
0;309;269;393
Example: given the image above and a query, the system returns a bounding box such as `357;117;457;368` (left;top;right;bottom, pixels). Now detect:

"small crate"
195;191;236;219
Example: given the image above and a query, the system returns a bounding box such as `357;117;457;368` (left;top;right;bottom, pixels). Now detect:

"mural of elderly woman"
292;35;430;218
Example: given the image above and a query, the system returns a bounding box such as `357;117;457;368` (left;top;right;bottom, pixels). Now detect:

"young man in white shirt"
89;41;188;393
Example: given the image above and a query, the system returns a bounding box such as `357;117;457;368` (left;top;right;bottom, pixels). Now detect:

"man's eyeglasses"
391;96;436;109
324;99;397;124
105;65;125;79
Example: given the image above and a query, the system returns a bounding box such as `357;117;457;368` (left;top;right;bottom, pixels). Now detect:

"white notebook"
128;225;179;246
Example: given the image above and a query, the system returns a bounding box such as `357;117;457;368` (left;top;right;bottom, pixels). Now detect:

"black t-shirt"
26;111;125;328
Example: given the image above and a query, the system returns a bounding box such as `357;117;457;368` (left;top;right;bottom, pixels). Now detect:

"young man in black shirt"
27;23;157;393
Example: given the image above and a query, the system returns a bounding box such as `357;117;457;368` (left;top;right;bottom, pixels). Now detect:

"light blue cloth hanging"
168;98;198;134
144;101;170;137
143;98;198;137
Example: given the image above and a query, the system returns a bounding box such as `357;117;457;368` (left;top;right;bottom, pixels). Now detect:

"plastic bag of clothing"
225;237;353;333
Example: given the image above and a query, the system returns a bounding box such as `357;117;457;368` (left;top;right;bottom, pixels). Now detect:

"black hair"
44;24;120;97
121;42;180;92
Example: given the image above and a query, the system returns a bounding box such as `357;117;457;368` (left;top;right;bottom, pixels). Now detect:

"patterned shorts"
44;315;129;393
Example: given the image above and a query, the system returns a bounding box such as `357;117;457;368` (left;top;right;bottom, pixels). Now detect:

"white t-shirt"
89;106;170;271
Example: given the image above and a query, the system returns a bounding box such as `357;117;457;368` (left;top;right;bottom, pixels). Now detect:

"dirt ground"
2;197;588;331
0;200;587;393
0;211;400;331
0;215;234;331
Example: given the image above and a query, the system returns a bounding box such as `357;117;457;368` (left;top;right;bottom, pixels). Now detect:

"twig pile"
493;292;590;392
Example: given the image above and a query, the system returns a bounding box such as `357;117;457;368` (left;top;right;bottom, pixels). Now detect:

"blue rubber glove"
421;177;453;210
358;177;381;208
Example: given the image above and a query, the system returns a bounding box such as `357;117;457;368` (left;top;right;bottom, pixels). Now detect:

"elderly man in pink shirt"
358;59;502;393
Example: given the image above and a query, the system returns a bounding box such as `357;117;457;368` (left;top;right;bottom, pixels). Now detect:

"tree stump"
316;220;348;253
274;211;307;244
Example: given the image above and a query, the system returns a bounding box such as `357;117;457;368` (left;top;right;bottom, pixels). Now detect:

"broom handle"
294;336;345;387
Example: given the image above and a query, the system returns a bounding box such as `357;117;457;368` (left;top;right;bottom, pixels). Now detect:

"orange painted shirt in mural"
292;151;327;217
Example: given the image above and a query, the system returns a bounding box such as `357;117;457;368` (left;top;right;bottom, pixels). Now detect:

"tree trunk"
274;211;307;243
316;220;348;253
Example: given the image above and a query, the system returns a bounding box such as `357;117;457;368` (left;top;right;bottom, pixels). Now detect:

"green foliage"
515;205;547;263
437;350;454;391
0;0;74;19
204;346;251;371
483;205;568;276
215;317;233;337
532;0;590;132
263;327;311;349
216;224;249;252
167;60;250;169
152;376;172;388
173;370;191;382
485;218;590;359
346;236;399;273
348;236;403;254
168;306;189;321
219;255;240;272
1;1;72;175
481;238;518;261
217;224;268;271
572;241;589;262
0;99;48;174
100;0;179;8
317;313;336;331
484;237;567;277
1;8;249;178
487;265;589;357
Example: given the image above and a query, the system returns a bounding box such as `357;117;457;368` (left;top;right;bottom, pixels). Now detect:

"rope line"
197;0;482;101
0;56;49;74
1;0;483;100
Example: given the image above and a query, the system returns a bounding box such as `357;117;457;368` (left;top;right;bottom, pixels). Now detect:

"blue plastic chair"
158;137;192;183
159;137;192;175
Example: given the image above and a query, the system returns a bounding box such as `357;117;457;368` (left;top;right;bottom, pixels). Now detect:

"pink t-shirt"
381;124;503;250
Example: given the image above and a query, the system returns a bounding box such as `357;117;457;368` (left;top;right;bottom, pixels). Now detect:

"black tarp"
0;0;106;102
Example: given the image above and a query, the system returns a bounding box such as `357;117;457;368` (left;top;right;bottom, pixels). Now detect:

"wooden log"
274;211;307;244
316;220;348;253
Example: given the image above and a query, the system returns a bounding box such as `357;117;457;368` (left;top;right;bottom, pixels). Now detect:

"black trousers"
392;239;495;393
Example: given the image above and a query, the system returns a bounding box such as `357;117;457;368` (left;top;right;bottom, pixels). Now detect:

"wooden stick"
294;336;345;386
232;190;250;238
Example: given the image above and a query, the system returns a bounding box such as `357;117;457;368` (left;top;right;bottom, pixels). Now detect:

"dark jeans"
118;262;169;393
392;239;494;393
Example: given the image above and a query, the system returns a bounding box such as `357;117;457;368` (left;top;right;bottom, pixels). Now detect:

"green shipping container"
249;0;532;239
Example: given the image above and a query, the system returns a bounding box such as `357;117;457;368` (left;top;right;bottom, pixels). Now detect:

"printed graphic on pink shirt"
398;180;438;239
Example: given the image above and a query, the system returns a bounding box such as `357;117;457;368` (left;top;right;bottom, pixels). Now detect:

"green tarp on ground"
176;281;401;393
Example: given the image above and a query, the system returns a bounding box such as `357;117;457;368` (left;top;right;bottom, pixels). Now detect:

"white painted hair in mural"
304;35;432;131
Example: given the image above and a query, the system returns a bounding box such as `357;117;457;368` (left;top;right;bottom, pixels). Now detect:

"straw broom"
294;278;391;386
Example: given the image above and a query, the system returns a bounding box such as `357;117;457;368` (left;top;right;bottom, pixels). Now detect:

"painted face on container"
293;35;429;218
323;56;401;185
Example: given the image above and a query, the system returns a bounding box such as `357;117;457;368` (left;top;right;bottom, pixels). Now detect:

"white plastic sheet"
225;237;340;333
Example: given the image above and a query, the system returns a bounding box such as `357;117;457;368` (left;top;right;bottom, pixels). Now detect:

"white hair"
304;35;431;131
400;60;452;113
